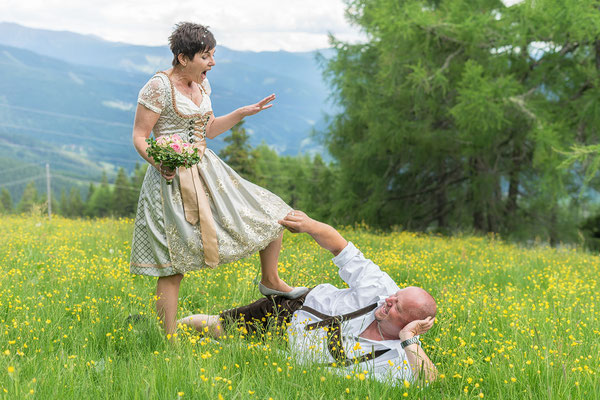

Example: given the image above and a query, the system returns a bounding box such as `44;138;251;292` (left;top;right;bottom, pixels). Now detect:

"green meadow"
0;215;598;399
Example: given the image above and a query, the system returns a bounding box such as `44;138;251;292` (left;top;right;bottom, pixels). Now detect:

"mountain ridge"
0;22;335;200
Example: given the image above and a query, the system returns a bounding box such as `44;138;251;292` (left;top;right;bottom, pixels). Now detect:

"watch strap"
400;336;420;349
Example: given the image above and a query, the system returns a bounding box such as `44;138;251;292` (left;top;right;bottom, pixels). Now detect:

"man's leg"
178;314;223;338
178;293;309;338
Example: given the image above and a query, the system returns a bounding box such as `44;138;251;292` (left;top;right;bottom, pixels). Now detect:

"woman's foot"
260;278;293;293
259;282;309;299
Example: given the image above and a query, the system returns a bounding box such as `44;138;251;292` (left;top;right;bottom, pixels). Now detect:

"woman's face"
186;47;216;83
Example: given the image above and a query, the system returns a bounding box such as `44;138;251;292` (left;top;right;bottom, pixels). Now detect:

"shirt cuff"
332;242;360;267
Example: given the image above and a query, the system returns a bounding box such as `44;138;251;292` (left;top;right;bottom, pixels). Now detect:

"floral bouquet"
146;135;202;185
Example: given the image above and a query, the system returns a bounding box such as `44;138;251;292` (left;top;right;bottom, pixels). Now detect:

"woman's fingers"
260;94;276;104
257;94;276;107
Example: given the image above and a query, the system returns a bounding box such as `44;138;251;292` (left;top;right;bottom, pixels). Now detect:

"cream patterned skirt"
130;149;292;277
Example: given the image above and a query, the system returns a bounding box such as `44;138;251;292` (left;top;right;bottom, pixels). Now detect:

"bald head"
398;286;437;327
375;286;437;333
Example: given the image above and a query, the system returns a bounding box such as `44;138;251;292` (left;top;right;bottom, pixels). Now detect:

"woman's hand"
157;163;176;181
238;94;276;117
206;94;276;139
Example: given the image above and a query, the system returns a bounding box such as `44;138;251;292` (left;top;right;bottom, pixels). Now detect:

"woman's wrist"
235;107;247;119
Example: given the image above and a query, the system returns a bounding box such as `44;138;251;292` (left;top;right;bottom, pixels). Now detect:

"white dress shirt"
287;242;416;383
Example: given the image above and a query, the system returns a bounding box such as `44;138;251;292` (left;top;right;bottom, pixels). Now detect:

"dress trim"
156;71;213;121
130;262;173;268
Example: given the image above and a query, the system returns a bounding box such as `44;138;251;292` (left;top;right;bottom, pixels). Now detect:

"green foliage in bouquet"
146;137;201;169
146;136;202;184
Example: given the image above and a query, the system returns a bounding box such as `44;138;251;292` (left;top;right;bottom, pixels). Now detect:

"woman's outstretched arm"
205;94;276;139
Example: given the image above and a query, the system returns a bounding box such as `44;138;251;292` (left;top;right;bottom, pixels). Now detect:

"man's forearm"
403;344;438;383
306;220;348;256
278;211;347;255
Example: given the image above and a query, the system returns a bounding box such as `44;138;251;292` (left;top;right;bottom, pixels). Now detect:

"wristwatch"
400;336;421;349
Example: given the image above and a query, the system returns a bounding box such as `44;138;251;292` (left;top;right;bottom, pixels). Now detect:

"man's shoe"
259;282;309;299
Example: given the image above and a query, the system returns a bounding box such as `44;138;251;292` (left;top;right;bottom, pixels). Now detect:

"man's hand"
399;317;435;341
278;210;315;234
278;210;348;256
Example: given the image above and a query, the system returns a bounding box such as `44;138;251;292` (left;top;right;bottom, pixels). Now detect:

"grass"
0;214;598;399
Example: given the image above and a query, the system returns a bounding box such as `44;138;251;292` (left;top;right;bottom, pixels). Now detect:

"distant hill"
0;22;333;80
0;22;335;199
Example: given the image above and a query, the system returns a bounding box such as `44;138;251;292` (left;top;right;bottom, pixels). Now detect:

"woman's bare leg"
259;232;292;292
155;273;183;336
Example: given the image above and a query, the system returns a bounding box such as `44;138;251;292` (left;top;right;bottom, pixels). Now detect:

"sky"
0;0;365;52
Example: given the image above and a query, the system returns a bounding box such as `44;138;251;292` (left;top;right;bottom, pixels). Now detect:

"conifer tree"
219;121;257;181
59;188;68;216
68;187;84;217
323;0;600;241
307;154;335;221
85;172;112;217
0;188;12;214
112;167;136;217
17;181;39;213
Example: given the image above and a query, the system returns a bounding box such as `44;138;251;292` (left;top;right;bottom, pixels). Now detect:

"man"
178;210;438;384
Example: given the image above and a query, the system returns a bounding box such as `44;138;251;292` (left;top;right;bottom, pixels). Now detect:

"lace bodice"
137;72;213;143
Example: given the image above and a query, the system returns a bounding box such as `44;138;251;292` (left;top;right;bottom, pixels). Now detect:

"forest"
2;0;600;250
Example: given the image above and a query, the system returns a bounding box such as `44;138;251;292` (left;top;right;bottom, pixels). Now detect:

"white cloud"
0;0;365;52
102;100;134;111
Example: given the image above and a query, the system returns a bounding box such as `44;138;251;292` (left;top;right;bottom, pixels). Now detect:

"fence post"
46;163;51;220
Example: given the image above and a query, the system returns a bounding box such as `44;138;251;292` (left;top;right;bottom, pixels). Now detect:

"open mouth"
379;304;389;316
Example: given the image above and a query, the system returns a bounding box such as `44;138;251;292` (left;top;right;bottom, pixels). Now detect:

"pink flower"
156;136;167;146
171;135;183;144
170;143;182;153
185;144;197;155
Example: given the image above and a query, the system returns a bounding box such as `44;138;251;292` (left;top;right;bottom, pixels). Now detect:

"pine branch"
570;81;593;101
427;48;463;82
508;88;539;123
388;175;468;201
529;41;580;71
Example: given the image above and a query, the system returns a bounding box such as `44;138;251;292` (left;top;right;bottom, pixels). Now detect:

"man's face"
374;289;410;330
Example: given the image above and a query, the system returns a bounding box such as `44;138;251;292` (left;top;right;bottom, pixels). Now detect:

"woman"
130;22;307;336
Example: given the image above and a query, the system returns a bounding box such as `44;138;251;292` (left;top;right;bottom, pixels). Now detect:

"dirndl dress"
130;72;292;277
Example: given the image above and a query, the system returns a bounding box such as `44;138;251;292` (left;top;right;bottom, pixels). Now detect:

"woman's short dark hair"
169;22;216;66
